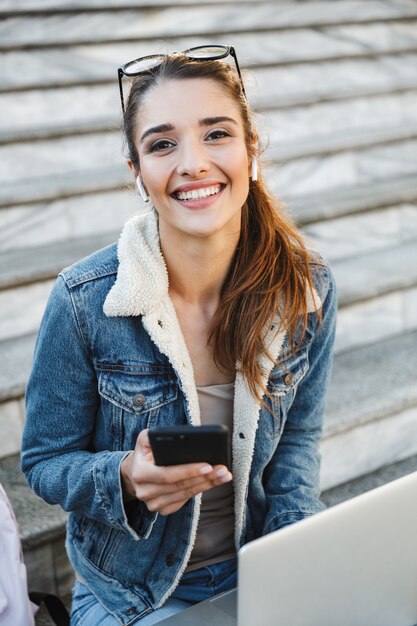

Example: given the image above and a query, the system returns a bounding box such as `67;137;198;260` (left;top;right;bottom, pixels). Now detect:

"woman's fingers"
136;466;232;501
144;469;233;515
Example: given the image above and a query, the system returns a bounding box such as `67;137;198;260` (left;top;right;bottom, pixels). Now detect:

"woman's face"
133;77;251;241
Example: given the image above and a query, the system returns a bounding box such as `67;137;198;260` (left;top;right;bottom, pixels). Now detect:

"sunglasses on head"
117;44;246;115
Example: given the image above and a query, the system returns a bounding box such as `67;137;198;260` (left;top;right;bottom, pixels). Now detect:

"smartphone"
148;424;231;468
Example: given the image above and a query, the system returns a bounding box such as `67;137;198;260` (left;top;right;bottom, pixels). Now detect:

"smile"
174;184;223;201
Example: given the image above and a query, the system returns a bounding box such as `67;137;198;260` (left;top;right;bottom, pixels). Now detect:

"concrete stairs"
1;0;417;612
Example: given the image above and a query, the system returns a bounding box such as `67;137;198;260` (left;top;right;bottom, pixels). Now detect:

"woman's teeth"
175;184;222;201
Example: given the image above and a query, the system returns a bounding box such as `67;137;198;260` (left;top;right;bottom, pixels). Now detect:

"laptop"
159;470;417;626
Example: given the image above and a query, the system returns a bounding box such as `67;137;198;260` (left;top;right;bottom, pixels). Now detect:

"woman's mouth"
173;183;224;201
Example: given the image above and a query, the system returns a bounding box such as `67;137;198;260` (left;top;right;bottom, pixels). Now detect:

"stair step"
320;329;417;489
305;205;417;353
289;174;417;225
3;0;417;19
332;238;417;306
321;452;417;507
0;333;36;403
304;205;417;263
0;190;138;252
0;233;117;289
269;137;417;202
2;1;417;52
3;0;256;14
3;16;417;93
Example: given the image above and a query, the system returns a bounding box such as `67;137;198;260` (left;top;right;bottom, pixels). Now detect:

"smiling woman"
21;47;337;625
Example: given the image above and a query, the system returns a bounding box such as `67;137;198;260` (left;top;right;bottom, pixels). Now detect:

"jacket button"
125;606;136;616
284;373;293;386
133;394;145;406
166;553;175;566
239;432;245;439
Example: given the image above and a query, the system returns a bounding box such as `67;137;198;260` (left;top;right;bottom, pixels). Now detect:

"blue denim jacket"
21;211;336;625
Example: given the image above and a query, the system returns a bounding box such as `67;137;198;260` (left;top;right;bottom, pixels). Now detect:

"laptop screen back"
238;471;417;626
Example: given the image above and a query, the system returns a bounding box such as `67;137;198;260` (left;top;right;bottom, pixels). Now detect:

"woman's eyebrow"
199;116;238;127
140;123;174;144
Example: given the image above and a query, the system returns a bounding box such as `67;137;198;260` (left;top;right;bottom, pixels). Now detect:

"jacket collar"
103;210;168;317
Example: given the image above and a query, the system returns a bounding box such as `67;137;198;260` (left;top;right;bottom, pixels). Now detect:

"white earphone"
251;157;258;182
136;175;149;203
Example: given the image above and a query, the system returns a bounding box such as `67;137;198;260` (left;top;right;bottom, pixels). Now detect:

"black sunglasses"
117;44;246;115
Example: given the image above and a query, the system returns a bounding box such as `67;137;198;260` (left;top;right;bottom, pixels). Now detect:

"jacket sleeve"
21;275;157;540
262;264;337;533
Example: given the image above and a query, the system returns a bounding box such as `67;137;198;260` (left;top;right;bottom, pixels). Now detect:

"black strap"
29;591;70;626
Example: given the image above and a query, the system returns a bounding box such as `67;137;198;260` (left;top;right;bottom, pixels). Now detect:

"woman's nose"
176;140;210;177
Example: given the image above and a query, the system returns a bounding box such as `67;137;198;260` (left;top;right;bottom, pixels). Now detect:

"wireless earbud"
251;157;258;182
136;175;149;203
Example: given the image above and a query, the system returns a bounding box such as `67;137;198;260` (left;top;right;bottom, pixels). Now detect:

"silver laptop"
159;470;417;626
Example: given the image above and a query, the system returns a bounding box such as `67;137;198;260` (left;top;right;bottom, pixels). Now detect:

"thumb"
135;429;154;461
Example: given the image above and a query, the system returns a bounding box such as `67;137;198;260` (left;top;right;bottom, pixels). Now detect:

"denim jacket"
21;210;336;625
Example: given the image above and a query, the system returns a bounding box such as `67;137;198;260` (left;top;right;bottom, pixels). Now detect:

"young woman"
21;45;336;625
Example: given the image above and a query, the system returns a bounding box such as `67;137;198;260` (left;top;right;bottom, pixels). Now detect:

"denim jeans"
70;558;237;625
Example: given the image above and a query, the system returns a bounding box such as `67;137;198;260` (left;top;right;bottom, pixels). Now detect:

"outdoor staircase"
1;0;417;618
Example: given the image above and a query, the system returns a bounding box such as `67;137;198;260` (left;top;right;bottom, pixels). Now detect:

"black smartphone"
148;424;231;468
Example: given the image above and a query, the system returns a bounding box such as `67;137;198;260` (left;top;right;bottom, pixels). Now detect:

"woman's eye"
147;139;175;153
206;129;231;141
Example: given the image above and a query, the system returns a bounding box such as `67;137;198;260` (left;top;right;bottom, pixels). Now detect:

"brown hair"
123;55;318;403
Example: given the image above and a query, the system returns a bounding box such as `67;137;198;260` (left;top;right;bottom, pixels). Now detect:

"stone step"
2;0;416;18
305;205;417;354
290;174;417;225
0;190;139;252
320;452;417;507
2;451;416;619
2;0;257;14
2;2;417;52
3;17;417;94
320;329;417;489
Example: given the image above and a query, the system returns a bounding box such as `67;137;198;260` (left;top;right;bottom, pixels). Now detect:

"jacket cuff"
264;504;326;534
93;450;158;539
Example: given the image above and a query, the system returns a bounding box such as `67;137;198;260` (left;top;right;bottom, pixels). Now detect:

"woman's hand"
120;429;233;516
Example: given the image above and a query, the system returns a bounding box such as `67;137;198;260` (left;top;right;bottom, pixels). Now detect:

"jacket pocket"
97;366;178;450
266;347;310;436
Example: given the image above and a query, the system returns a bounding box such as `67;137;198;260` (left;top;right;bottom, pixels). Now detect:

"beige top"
185;382;236;572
